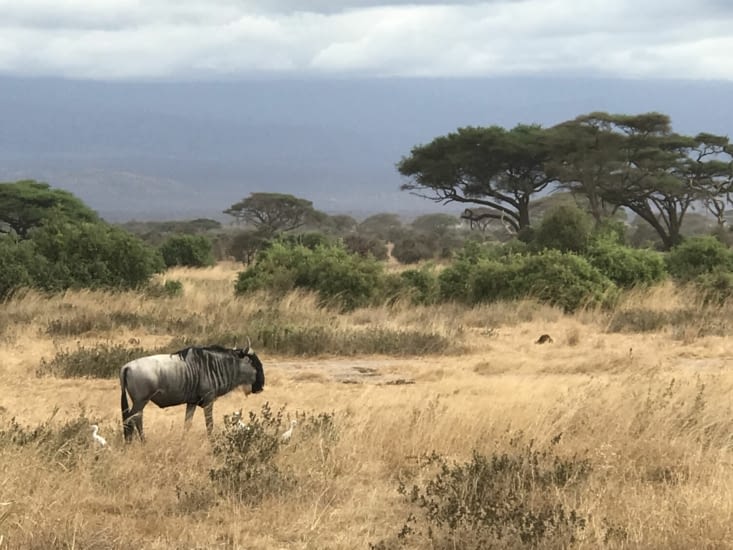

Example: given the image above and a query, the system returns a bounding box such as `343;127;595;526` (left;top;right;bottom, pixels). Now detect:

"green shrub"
342;233;388;260
666;236;733;280
227;229;270;264
235;241;385;310
535;204;594;253
159;234;215;268
694;270;733;305
391;233;436;264
585;239;667;288
439;249;616;312
209;403;293;504
29;220;164;291
437;241;492;302
373;443;590;549
209;405;338;505
0;236;35;299
279;231;334;250
468;258;519;303
511;251;616;312
398;267;439;305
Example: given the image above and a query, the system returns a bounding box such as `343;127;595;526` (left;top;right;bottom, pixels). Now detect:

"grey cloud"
0;0;730;80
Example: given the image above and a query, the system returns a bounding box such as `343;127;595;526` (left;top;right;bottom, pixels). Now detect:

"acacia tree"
598;114;730;249
0;180;99;238
397;125;557;234
224;192;323;237
549;112;733;249
547;113;626;225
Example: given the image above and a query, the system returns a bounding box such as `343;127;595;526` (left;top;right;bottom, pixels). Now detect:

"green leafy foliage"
0;180;99;238
342;233;388;260
391;232;437;264
0;235;36;299
438;244;616;312
29;220;164;291
585;239;667;288
226;229;270;263
512;251;617;311
159;234;215;268
224;192;323;236
534;204;593;253
666;236;733;280
398;267;440;305
235;241;385;310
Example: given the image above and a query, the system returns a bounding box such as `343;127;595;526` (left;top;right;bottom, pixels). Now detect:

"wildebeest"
120;345;264;442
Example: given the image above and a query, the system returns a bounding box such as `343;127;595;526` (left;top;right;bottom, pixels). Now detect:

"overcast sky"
0;0;730;80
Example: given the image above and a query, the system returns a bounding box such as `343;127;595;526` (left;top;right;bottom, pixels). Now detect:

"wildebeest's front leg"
204;403;214;435
184;403;196;430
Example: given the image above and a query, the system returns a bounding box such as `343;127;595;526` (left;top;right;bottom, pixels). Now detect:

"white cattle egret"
91;424;107;447
281;420;297;442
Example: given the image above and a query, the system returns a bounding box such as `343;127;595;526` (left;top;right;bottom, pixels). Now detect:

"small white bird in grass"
281;420;297;443
91;424;107;447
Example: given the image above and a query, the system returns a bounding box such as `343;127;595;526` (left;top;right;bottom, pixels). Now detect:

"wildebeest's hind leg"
123;399;149;442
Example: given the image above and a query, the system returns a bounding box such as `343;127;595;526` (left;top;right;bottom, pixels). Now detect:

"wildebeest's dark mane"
174;345;247;361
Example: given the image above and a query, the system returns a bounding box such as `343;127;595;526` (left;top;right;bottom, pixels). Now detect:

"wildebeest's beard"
249;352;265;393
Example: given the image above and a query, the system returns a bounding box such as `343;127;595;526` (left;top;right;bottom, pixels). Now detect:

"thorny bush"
372;439;592;549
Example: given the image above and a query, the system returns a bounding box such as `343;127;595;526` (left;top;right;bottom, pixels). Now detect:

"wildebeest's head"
234;346;265;394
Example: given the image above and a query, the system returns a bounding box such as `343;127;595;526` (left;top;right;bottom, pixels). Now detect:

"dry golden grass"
1;264;733;548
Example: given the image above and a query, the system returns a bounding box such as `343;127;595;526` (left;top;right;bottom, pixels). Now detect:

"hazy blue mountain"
0;76;731;221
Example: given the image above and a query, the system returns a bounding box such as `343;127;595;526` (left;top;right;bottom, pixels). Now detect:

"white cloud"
0;0;730;80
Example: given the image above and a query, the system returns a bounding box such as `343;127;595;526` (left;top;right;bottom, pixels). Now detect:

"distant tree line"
2;110;733;310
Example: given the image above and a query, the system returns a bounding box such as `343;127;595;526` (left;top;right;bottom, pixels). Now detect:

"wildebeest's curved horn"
246;336;252;349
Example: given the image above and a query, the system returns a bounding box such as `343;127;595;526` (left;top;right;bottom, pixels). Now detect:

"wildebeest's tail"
120;365;133;441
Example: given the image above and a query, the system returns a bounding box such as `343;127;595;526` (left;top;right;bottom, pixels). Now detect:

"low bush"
209;402;293;504
159;234;215;268
439;249;616;312
694;270;733;305
38;342;162;378
0;236;36;299
534;204;594;253
235;241;385;310
666;236;733;280
398;267;440;305
254;322;458;356
209;404;339;504
372;442;591;549
391;233;437;264
0;409;101;469
29;220;164;291
342;234;388;260
585;239;667;288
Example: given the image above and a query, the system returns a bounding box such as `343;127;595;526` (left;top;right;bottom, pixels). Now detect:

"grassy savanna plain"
2;263;733;548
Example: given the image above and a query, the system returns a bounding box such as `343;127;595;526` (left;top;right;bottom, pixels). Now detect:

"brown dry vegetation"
2;264;733;548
